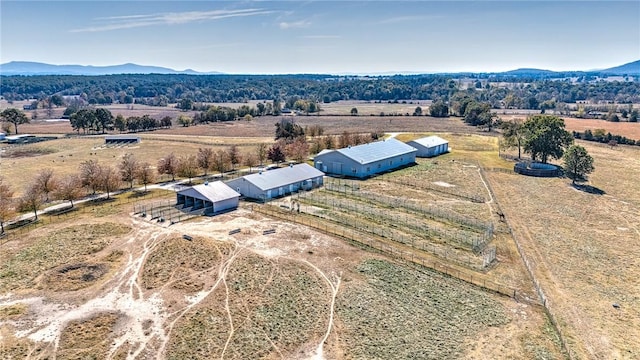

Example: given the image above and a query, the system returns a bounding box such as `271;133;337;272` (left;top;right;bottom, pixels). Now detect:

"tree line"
2;74;638;110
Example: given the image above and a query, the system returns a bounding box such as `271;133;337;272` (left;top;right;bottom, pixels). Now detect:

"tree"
157;153;178;181
177;114;193;127
99;165;121;199
80;159;102;195
136;162;156;192
227;145;242;170
34;169;58;202
629;109;638;123
523;115;574;163
119;153;139;189
94;108;114;133
212;149;230;174
350;107;358;116
54;175;84;208
413;106;423;116
256;143;268;166
0;108;29;135
500;119;527;159
18;182;45;220
243;152;258;172
114;114;127;132
0;177;15;233
285;137;310;163
563;145;594;185
274;119;304;141
197;148;214;175
429;100;449;117
177;155;198;184
70;109;96;134
267;142;286;165
178;98;193;111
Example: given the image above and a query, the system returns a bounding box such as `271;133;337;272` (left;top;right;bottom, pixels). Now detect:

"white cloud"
71;9;274;33
279;20;311;29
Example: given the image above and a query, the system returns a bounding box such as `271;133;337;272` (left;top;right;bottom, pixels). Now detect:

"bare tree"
99;166;121;199
80;159;102;195
34;169;58;202
197;148;214;175
157;153;178;181
256;143;267;166
285;137;310;163
243;152;258;172
119;153;140;189
0;177;15;233
136;162;157;192
338;131;352;148
212;149;230;175
228;145;242;170
18;182;45;220
54;174;84;208
177;155;198;184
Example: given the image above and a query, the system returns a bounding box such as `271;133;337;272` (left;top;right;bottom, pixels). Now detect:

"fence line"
253;204;523;302
478;167;574;359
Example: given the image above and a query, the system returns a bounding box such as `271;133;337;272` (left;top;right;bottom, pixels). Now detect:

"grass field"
2;113;639;358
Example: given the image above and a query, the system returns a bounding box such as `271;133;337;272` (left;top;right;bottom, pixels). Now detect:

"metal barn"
406;136;449;157
226;163;324;201
105;135;141;144
313;138;417;178
176;181;240;215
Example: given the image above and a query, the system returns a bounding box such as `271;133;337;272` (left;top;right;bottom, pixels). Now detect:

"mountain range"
0;60;638;76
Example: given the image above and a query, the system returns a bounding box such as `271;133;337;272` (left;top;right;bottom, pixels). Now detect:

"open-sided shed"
226;163;324;201
313;138;417;178
407;135;449;157
105;135;141;144
176;181;240;215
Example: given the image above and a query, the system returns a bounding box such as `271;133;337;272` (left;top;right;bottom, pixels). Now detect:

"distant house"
313;138;417;178
176;181;240;215
406;136;449;157
5;134;35;144
0;132;5;141
23;104;35;110
226;163;324;201
105;135;141;144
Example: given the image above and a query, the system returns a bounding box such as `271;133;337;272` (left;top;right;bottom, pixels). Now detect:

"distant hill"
501;68;558;76
600;60;640;75
0;61;222;76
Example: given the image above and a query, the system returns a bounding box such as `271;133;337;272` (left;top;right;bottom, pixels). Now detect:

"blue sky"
1;1;638;74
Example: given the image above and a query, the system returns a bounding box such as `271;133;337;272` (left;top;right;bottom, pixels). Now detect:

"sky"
1;0;639;74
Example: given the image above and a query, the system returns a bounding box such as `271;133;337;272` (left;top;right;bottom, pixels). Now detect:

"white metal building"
176;181;240;215
406;136;449;157
313;138;417;178
226;163;324;201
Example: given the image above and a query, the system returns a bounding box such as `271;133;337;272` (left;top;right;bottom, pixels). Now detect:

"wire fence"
375;173;488;203
254;204;518;300
132;199;200;224
0;190;169;246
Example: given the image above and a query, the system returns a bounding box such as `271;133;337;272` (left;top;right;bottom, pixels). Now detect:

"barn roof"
321;138;417;165
105;135;140;141
240;163;324;191
178;181;240;202
408;135;448;148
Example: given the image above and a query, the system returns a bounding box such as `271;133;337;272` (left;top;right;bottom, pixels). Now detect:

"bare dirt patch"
42;263;110;292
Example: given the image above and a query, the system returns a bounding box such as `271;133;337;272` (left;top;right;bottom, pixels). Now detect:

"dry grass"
0;222;130;292
487;142;640;358
0;304;27;319
318;99;432;116
57;312;120;360
563;118;640;140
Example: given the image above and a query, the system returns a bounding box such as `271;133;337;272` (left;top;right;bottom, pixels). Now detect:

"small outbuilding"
226;163;324;201
176;181;240;215
0;132;6;141
406;135;449;157
313;138;417;178
105;135;141;145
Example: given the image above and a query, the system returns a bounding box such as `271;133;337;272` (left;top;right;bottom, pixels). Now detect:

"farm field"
1;114;639;358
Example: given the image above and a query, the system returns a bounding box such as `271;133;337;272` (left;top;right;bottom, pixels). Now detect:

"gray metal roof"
408;135;448;148
332;138;417;164
178;181;240;202
240;163;324;190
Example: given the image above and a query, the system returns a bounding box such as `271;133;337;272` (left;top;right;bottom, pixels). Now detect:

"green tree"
0;108;29;135
177;114;193;127
275;119;305;142
177;98;193;111
563;145;594;185
94;108;114;133
413;106;423;116
501;119;527;159
350;107;358;116
523;115;573;163
70;109;96;134
630;109;638;123
429;100;449;117
114;114;127;132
